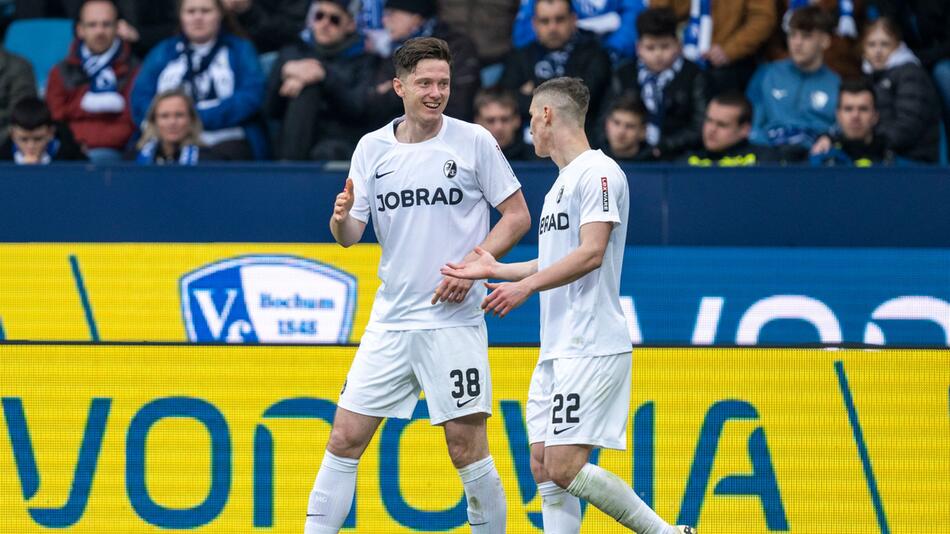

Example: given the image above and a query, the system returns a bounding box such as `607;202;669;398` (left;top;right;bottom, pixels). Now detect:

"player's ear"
392;76;404;98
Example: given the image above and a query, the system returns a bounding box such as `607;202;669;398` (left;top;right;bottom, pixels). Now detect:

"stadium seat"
3;18;74;95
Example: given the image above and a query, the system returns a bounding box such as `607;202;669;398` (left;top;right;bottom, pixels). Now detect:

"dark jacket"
868;62;941;163
682;139;779;166
237;0;311;54
364;21;481;124
116;0;178;59
0;48;37;146
46;39;139;151
809;134;897;166
438;0;520;64
870;0;950;69
501;135;538;161
0;121;87;162
608;58;706;160
267;34;379;160
500;30;612;132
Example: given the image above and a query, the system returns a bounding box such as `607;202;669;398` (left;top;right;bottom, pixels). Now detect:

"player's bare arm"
481;221;613;317
329;178;366;247
441;247;539;282
431;189;531;304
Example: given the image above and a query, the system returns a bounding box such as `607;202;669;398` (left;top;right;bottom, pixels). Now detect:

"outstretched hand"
431;275;474;304
332;178;354;222
481;281;531;318
440;247;498;280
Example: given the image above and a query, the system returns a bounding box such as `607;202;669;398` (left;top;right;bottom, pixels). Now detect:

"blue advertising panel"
486;246;950;346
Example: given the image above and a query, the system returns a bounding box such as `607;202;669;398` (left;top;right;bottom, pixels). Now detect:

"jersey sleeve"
348;139;371;223
473;127;522;208
577;166;625;227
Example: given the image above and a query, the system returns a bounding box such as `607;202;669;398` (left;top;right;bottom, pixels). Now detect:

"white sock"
304;451;359;534
538;480;582;534
565;463;674;534
457;456;507;533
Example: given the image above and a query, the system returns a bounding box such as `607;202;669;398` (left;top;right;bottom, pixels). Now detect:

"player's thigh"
338;329;421;420
413;324;492;425
545;353;632;450
526;359;554;447
442;412;490;467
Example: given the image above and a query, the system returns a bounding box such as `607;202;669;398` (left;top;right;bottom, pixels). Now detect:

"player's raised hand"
481;281;531;318
440;247;497;280
333;178;355;222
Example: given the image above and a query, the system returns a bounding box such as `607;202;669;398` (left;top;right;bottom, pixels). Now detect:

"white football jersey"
349;116;522;330
537;149;632;360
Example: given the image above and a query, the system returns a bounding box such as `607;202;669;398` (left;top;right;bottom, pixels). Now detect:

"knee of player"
446;436;482;468
326;427;368;459
543;458;582;489
530;450;548;483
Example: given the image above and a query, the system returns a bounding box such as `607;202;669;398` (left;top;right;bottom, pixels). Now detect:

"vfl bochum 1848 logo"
180;256;357;343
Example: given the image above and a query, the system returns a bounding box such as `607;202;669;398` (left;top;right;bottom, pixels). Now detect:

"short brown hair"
532;77;589;126
393;37;452;78
710;91;753;125
474;87;518;116
788;5;835;35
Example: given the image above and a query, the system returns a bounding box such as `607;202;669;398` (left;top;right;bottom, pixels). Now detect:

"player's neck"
395;115;443;143
550;133;591;170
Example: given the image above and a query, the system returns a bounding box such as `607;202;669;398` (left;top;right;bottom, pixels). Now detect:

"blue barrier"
1;163;948;246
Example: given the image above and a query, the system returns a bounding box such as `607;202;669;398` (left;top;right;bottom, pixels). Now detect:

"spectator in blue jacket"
133;88;220;164
131;0;266;160
747;5;839;159
512;0;645;62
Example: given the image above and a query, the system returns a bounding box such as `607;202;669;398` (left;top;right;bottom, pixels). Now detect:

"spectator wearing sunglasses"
266;0;378;160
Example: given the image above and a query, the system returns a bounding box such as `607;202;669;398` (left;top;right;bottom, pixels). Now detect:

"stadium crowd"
0;0;947;167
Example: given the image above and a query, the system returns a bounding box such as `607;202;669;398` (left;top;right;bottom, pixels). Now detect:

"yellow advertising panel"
1;345;948;533
0;244;380;343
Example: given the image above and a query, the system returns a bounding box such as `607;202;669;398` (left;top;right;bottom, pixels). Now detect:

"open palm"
441;247;497;280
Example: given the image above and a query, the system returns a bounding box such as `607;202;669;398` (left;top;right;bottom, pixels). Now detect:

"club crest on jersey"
180;256;357;344
443;160;458;178
556;185;564;203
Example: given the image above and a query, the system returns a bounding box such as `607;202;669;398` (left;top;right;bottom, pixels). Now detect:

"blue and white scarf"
13;138;59;165
682;0;712;64
638;57;683;146
80;38;121;93
136;139;200;165
534;33;578;81
785;0;857;37
180;39;226;103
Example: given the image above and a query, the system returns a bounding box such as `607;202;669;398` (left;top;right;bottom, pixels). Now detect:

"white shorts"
526;352;632;450
338;324;491;425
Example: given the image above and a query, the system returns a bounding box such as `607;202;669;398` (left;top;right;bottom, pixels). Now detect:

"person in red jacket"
46;0;139;163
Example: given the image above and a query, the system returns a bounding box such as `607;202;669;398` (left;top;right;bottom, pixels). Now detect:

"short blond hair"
533;77;589;127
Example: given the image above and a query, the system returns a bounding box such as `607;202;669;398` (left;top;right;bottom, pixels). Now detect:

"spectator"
862;17;941;163
868;0;950;152
473;86;536;160
601;93;653;161
500;0;611;132
266;0;378;160
46;0;138;164
438;0;519;86
511;0;645;63
221;0;309;54
809;78;900;166
363;0;480;122
747;6;839;158
0;96;86;163
133;88;218;164
683;92;777;166
764;0;866;79
651;0;775;94
131;0;266;160
0;46;37;146
608;7;705;161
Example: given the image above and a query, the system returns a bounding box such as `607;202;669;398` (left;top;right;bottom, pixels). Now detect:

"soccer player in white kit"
442;78;696;534
307;37;531;533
